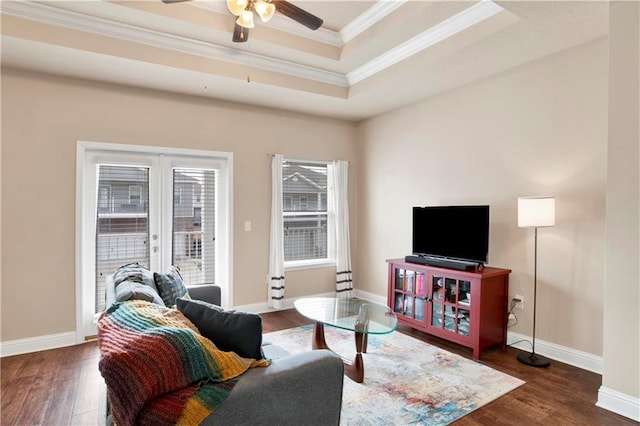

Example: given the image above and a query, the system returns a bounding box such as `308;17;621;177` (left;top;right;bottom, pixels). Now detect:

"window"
282;159;333;266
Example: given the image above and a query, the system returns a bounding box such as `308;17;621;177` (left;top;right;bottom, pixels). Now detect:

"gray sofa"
101;268;344;425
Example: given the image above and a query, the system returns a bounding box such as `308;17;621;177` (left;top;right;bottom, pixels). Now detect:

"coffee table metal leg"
312;321;365;383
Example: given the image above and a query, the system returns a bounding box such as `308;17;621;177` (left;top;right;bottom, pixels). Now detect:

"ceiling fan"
161;0;324;43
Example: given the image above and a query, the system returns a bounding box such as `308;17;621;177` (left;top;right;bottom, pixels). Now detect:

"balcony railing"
95;230;209;312
98;201;148;215
284;224;327;261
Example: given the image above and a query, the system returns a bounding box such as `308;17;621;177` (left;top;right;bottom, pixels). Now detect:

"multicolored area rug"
265;325;524;425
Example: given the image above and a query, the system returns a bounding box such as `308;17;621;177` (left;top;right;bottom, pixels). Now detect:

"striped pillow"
154;266;190;307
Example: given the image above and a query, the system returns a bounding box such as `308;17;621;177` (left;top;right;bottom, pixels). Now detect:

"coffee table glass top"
294;297;398;334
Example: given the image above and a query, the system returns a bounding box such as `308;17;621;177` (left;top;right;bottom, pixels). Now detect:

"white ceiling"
0;1;609;121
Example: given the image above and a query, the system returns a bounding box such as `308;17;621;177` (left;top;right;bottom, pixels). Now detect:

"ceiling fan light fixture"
254;0;275;22
227;0;248;16
236;9;255;28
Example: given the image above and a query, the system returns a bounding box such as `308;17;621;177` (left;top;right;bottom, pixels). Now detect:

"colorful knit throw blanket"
98;300;268;425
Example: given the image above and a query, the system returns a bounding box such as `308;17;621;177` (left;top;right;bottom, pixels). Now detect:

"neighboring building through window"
129;185;142;205
282;159;332;264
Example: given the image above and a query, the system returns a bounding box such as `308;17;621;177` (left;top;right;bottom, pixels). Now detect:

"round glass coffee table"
293;297;398;383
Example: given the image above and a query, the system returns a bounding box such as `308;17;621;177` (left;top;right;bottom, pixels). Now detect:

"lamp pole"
531;227;540;360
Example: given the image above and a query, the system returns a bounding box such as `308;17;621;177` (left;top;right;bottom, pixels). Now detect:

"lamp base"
517;351;550;367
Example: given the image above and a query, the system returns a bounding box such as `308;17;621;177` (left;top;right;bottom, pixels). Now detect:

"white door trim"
75;141;233;343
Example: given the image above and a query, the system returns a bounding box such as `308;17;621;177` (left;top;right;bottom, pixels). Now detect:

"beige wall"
602;1;639;400
0;69;357;341
356;39;609;356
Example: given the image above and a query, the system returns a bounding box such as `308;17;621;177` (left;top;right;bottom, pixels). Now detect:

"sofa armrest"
186;284;221;306
204;350;344;426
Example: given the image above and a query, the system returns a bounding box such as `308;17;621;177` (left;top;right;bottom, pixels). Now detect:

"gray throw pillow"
176;298;264;360
115;281;165;306
154;266;189;307
113;263;160;294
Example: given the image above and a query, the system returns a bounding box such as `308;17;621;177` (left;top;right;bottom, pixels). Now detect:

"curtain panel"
332;160;353;297
268;154;285;308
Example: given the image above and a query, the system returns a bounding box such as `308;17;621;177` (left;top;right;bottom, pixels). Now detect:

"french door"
77;142;232;340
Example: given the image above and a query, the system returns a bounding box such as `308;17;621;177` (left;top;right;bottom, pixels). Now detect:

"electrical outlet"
513;295;524;310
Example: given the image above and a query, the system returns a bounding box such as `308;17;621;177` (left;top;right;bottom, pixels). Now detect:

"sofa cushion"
176;298;264;360
115;281;165;306
113;263;159;294
154;266;190;307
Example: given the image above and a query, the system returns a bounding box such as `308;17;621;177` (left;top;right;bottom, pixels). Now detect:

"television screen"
412;205;490;263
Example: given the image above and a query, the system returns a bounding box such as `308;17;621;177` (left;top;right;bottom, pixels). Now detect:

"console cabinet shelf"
387;259;511;360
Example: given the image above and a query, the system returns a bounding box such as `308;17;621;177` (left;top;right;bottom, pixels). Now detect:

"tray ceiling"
1;1;608;121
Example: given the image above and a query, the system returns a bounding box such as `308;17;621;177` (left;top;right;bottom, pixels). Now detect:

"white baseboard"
354;289;387;305
507;331;603;374
235;290;383;314
234;291;337;314
1;331;77;358
597;386;640;422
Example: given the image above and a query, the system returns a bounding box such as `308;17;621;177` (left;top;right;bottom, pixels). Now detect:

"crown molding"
340;0;406;44
346;0;504;85
1;1;348;86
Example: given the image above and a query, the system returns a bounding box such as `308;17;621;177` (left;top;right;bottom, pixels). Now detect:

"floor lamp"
517;196;555;368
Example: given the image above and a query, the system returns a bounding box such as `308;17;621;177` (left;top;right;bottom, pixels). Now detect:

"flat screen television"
412;205;490;264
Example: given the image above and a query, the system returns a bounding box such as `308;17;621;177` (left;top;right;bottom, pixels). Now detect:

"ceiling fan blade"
232;23;250;43
161;0;192;3
272;0;323;31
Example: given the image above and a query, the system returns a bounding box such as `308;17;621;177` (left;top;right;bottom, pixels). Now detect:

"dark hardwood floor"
1;309;635;425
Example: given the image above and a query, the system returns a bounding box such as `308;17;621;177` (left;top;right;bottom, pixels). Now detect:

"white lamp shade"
236;9;255;28
255;0;276;22
518;196;555;228
227;0;248;16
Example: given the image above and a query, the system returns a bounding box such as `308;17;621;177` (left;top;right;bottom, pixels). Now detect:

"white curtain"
332;160;353;297
268;154;285;308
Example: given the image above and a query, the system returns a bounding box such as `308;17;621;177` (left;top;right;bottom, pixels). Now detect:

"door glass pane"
95;165;150;312
172;168;217;285
394;293;403;314
404;295;414;317
432;276;444;301
395;269;404;290
458;309;470;336
416;273;426;296
445;278;458;303
432;302;443;327
415;298;424;321
405;271;415;292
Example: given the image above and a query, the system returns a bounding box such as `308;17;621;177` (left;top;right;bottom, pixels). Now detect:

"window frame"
282;158;335;271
